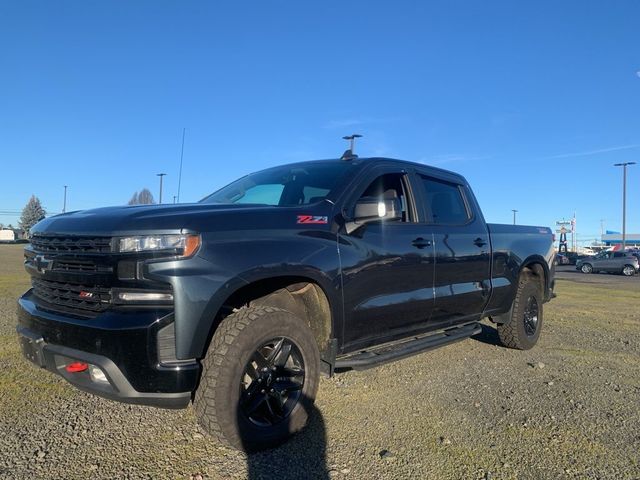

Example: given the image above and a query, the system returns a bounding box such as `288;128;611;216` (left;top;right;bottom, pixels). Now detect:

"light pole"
614;162;635;250
63;185;68;213
157;173;167;204
512;209;518;225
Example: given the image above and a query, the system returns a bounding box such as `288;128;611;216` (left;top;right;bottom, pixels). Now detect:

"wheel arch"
518;255;550;298
200;272;338;370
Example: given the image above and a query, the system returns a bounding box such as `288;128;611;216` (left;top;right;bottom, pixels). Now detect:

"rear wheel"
581;263;593;274
622;265;636;276
194;306;320;452
497;273;543;350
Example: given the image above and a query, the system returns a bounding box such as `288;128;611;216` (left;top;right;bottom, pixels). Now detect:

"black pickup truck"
17;156;555;451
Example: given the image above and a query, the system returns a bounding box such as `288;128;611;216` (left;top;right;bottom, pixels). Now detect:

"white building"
0;229;16;241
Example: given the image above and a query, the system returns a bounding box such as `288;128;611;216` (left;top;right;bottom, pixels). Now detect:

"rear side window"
613;252;624;258
419;176;470;225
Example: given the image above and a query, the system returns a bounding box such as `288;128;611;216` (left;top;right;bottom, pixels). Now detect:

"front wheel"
497;273;543;350
581;263;593;274
194;306;320;452
622;265;636;276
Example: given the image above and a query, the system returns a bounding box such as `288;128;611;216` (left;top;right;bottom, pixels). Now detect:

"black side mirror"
345;196;402;233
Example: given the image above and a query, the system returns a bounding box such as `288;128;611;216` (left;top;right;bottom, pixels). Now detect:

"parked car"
16;156;556;451
563;251;589;265
555;253;570;265
576;251;639;276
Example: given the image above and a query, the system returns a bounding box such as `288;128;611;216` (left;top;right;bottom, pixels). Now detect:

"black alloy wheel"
523;296;539;337
240;337;305;427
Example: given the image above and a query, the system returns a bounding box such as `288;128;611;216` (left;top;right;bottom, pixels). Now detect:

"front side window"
201;162;356;206
356;173;412;222
420;176;470;225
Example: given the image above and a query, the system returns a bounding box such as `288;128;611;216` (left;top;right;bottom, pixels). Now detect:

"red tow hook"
65;362;88;373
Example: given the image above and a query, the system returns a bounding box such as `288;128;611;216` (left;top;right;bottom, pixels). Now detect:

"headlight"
118;234;200;257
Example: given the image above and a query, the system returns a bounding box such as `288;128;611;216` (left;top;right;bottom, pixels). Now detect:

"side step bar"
335;322;482;371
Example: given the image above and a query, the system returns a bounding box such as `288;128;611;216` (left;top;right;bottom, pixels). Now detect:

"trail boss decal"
297;215;328;224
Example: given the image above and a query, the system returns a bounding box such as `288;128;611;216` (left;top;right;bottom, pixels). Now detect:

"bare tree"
128;188;156;205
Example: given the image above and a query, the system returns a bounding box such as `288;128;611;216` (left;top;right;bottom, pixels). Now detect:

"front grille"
32;278;111;313
31;235;112;254
54;260;112;273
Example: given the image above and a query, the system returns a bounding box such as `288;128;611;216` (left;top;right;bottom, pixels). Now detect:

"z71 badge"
297;215;328;224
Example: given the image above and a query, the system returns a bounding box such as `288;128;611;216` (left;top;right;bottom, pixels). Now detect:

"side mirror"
346;196;402;233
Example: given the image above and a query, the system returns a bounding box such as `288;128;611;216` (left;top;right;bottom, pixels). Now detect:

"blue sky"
1;1;639;245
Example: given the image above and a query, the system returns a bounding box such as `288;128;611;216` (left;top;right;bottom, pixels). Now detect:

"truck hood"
31;203;309;236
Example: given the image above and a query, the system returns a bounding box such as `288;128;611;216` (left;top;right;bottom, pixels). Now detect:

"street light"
613;162;635;250
512;209;518;225
63;185;68;213
157;173;167;204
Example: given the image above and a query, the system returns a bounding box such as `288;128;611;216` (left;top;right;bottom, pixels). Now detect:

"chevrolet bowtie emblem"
34;255;52;274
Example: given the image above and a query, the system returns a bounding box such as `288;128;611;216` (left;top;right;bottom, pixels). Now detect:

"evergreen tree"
19;195;46;237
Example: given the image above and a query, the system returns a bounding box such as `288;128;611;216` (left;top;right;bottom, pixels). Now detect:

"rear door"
610;252;627;272
414;172;492;327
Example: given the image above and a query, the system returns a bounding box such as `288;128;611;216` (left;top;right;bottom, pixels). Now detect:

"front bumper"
17;290;200;409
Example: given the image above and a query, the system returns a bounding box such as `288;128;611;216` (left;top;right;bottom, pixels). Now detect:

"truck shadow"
242;399;329;480
471;323;501;346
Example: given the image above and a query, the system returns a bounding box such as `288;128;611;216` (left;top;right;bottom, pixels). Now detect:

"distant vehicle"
576;251;639;276
0;229;15;241
627;250;640;264
563;251;589;265
555;253;570;265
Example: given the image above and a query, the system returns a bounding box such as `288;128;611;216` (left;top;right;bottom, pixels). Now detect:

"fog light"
89;365;109;384
117;292;173;302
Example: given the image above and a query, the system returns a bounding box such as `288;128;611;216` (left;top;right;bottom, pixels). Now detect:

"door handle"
473;237;487;248
412;237;432;249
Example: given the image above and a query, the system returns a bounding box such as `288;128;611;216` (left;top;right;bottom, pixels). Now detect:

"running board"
335;322;482;371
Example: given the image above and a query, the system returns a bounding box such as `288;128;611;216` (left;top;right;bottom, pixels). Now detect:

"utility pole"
177;128;186;203
512;209;518;225
63;185;68;213
157;173;167;204
614;162;635;250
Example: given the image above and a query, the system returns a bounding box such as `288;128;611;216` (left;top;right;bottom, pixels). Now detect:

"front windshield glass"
201;162;356;206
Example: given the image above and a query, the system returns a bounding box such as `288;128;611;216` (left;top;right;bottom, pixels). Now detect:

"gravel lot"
1;244;639;479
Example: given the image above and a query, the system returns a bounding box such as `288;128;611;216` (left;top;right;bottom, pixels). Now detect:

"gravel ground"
1;244;639;479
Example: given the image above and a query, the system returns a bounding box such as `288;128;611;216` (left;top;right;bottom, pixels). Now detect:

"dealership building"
601;232;640;248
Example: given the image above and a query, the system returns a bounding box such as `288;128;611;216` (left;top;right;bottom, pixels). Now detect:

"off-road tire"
194;305;320;452
497;273;543;350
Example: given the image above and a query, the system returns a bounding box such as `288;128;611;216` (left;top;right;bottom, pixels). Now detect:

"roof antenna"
341;134;362;160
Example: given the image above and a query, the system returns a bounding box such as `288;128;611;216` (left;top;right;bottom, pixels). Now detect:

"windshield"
201;162;356;206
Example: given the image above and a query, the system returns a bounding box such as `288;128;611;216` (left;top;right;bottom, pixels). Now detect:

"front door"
339;169;435;350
